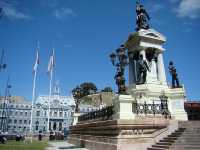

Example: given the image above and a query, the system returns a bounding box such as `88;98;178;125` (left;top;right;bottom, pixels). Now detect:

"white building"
0;92;75;134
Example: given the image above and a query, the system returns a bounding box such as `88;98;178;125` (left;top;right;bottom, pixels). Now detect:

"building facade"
0;94;75;134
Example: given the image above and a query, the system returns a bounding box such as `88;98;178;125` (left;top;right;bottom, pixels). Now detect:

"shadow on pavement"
59;146;84;149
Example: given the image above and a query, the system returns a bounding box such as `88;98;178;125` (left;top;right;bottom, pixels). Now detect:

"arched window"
35;121;39;131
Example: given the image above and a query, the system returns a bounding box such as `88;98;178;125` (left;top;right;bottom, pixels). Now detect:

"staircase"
147;128;185;150
169;127;200;150
148;121;200;150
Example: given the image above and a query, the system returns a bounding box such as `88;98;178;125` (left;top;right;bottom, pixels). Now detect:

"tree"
101;87;113;93
80;82;97;96
72;82;97;112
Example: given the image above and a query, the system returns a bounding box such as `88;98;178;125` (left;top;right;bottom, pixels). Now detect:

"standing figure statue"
136;0;150;31
168;61;180;88
137;55;150;84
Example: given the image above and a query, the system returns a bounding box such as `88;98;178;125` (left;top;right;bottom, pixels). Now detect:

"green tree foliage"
80;82;97;96
71;82;97;112
101;86;113;92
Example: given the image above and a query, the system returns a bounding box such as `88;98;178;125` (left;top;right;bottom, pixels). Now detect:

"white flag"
33;50;39;73
47;49;55;74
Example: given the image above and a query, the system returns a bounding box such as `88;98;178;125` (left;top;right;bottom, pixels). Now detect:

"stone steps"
147;128;185;150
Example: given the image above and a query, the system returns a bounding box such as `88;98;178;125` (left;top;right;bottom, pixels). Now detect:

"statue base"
68;118;179;150
128;83;188;121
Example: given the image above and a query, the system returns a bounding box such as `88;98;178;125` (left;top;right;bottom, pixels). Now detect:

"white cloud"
176;0;200;18
0;1;31;20
54;8;76;20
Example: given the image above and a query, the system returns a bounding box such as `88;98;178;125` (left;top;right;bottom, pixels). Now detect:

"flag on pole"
47;49;55;74
33;50;39;73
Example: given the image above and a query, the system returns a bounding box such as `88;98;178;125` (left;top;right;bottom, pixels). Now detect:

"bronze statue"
168;61;180;88
110;45;128;94
136;0;150;31
137;55;150;84
115;70;126;94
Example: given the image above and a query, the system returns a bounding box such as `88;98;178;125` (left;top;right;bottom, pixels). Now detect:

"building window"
53;122;56;130
8;119;12;123
59;112;63;117
50;111;52;117
15;111;18;116
64;112;67;117
36;111;40;116
24;120;27;124
9;111;13;115
44;111;47;116
20;112;23;116
49;122;51;130
59;122;62;131
19;120;22;124
14;120;17;124
35;121;39;131
25;112;28;116
54;111;57;117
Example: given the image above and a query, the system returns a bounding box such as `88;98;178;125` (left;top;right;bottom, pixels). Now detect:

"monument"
68;1;188;150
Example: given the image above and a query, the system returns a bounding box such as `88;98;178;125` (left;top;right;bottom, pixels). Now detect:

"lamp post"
109;45;129;94
159;93;170;118
0;50;7;72
72;86;82;113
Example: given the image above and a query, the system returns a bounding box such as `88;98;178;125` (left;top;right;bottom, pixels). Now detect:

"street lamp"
159;93;170;118
109;45;129;94
0;50;7;72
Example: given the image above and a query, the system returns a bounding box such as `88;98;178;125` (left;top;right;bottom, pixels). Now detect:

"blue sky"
0;0;199;101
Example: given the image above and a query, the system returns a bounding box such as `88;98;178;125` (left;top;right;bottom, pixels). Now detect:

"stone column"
157;52;167;85
113;95;136;120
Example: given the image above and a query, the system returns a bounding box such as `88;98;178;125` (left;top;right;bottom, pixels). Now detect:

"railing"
132;101;171;118
78;105;114;122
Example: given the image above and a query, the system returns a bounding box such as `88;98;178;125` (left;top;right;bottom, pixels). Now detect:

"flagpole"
47;65;53;133
30;42;39;135
30;70;37;133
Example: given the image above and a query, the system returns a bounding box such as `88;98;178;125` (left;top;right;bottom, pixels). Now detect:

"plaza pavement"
46;141;89;150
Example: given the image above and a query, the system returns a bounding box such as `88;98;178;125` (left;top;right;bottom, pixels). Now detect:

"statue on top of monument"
137;54;150;84
136;0;150;31
168;61;181;88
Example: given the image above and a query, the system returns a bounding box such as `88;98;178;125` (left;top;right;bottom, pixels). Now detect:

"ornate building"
33;93;74;133
0;91;75;134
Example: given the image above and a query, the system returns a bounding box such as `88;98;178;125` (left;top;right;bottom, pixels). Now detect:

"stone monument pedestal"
112;94;136;120
128;83;188;121
68;95;181;150
72;113;81;126
68;118;179;150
